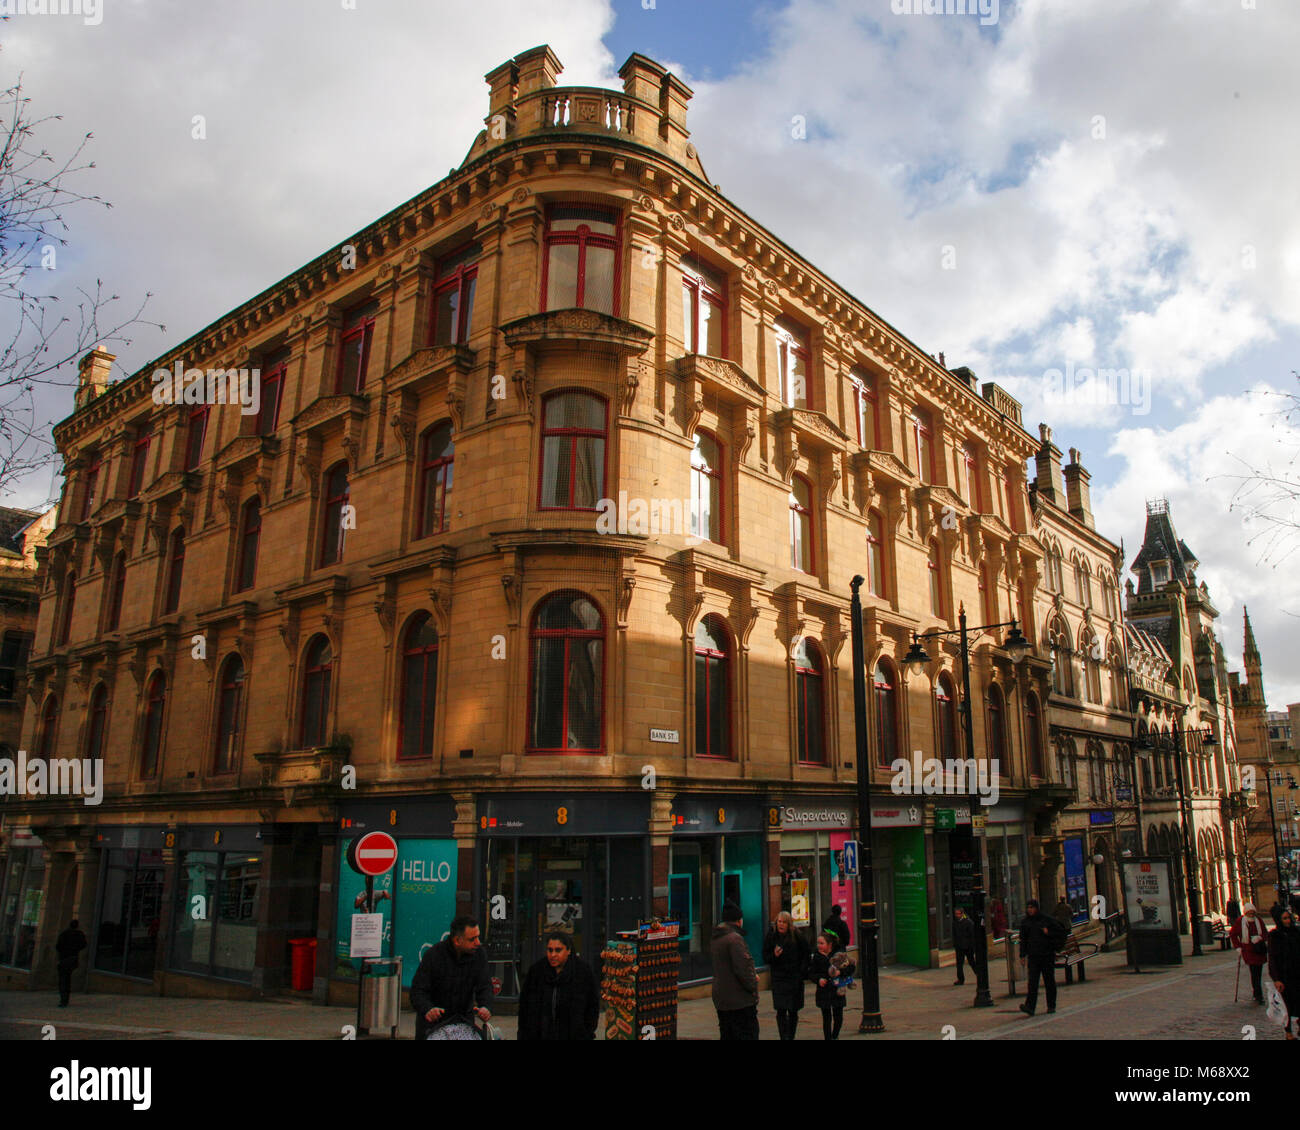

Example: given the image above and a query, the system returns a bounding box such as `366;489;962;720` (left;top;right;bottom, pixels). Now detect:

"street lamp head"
903;635;931;678
1003;621;1030;665
1201;727;1218;748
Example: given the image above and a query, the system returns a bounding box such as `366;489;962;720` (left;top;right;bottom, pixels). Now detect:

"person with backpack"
1018;898;1067;1017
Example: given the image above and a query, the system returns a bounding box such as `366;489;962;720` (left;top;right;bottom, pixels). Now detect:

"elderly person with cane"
1230;902;1269;1005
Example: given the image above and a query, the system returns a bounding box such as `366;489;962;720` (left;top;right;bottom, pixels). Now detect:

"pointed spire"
1244;606;1261;665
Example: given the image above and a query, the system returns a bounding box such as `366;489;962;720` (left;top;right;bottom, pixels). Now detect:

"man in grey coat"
711;901;759;1040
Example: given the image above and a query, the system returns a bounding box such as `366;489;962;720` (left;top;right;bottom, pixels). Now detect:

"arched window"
236;498;261;592
419;423;454;537
299;636;333;749
529;592;604;752
539;392;606;510
140;672;166;778
694;616;731;759
400;614;439;760
690;432;722;545
320;462;350;566
911;410;934;483
106;552;126;632
850;371;878;449
214;655;245;774
1026;693;1044;778
866;510;885;597
936;673;959;762
164;527;186;614
1057;738;1075;790
1080;563;1093;609
987;683;1006;764
86;684;109;763
57;572;76;647
793;637;825;765
542;205;619;315
1083;631;1102;703
37;695;58;762
874;659;899;768
1049;617;1074;696
789;475;813;573
928;539;944;618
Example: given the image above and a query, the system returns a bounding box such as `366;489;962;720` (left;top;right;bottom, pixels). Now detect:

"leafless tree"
1225;373;1300;569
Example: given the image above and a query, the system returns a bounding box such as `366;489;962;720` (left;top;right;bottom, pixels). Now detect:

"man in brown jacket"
711;901;759;1039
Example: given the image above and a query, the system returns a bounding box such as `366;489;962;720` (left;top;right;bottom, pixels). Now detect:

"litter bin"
359;956;402;1037
288;937;317;991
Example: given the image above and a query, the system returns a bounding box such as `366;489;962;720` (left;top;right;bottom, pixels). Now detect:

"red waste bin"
289;938;317;991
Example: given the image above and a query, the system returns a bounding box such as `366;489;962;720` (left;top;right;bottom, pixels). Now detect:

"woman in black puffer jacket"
762;911;810;1041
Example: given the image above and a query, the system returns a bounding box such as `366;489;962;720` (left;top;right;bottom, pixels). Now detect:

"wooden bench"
1055;934;1100;983
1211;920;1232;951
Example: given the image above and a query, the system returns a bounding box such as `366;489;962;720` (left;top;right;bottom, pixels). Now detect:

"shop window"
0;848;45;968
690;431;722;545
542;205;619;315
235;497;261;592
539;392;606;510
320;462;350;566
337;299;379;395
936;673;959;761
400;613;439;760
775;318;809;409
794;637;826;765
866;510;885;597
94;848;163;980
299;635;333;749
694;615;731;759
789;475;813;573
418;423;454;537
214;655;245;774
432;244;479;345
874;660;899;768
163;526;186;614
169;850;260;982
682;259;726;356
185;404;209;471
0;631;32;700
528;592;604;753
106;551;126;632
139;672;166;778
86;683;109;763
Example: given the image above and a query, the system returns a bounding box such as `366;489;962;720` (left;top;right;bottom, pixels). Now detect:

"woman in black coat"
517;932;599;1040
762;911;810;1041
809;931;856;1041
1268;909;1300;1040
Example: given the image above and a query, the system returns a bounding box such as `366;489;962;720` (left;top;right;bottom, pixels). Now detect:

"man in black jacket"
952;908;976;986
409;916;492;1040
1018;898;1067;1016
517;932;599;1040
55;919;87;1007
822;905;851;951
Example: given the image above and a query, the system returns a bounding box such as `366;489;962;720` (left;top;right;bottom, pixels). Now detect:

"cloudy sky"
4;0;1297;706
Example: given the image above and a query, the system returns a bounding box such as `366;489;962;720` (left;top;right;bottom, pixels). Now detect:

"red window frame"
431;245;479;346
164;527;185;614
81;455;101;521
299;636;333;749
214;655;245;774
140;672;166;778
851;372;878;448
874;660;899;768
128;431;152;499
57;573;76;647
776;318;810;409
1026;693;1044;777
694;616;731;760
256;359;286;436
236;498;261;592
399;614;439;761
928;539;944;618
936;674;958;762
527;592;606;754
987;684;1006;763
320;463;350;567
789;474;813;573
682;261;727;357
336;300;378;395
794;639;826;766
418;424;454;537
911;411;934;483
962;443;982;511
541;205;621;315
86;684;108;762
866;510;885;597
106;552;126;632
537;392;607;511
979;563;993;624
37;695;58;762
186;404;210;471
690;431;723;545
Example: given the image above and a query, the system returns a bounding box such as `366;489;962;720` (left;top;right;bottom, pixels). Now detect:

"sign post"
346;831;399;1032
843;840;859;878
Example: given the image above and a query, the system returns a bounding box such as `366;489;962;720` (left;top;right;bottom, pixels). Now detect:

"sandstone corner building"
0;47;1250;1004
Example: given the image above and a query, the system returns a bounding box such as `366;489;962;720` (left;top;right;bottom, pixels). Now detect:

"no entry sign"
348;831;399;877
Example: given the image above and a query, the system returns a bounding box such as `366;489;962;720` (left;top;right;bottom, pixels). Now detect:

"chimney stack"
514;44;562;99
1063;446;1094;528
76;347;114;411
1034;423;1064;507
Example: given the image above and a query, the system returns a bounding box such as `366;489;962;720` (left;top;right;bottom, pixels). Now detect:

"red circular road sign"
348;831;399;877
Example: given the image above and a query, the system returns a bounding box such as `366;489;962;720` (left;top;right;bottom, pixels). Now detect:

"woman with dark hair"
1267;908;1300;1040
809;931;855;1041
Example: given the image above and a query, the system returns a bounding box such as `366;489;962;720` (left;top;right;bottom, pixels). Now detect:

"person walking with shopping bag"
1267;908;1300;1039
1230;902;1269;1005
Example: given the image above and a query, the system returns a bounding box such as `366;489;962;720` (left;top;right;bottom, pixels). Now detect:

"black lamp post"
849;576;884;1032
901;606;1030;1008
1264;768;1297;909
1136;723;1217;956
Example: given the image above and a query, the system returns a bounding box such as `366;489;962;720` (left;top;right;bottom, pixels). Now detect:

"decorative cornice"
500;308;654;355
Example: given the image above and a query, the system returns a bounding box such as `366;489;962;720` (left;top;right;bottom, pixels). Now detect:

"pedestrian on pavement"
409;915;493;1041
1230;902;1269;1005
952;908;976;986
54;919;87;1008
1271;900;1286;927
517;931;598;1040
810;932;855;1040
1226;896;1241;924
1053;896;1073;934
822;905;850;951
711;901;759;1040
1018;898;1067;1017
762;910;810;1041
1269;908;1300;1039
989;897;1008;939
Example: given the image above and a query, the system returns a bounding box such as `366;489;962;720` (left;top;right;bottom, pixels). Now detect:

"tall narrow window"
37;695;58;763
1084;633;1102;703
528;592;604;752
987;684;1006;764
185;404;209;471
539;392;606;510
962;443;982;510
866;510;885;597
432;244;479;345
0;633;31;700
979;563;994;624
86;684;109;763
936;673;959;762
57;573;76;646
542;206;619;315
164;527;185;614
256;354;287;436
775;318;809;409
80;454;101;521
1026;693;1044;777
682;260;726;356
690;432;722;544
140;673;166;778
418;424;454;537
928;539;944;618
106;552;126;632
874;660;899;768
214;655;245;774
911;411;934;483
789;475;813;573
1050;619;1074;696
336;299;379;394
299;636;333;749
235;498;261;592
694;616;731;759
794;637;825;765
128;431;152;499
400;614;439;760
1003;465;1020;532
320;462;350;566
851;371;878;449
